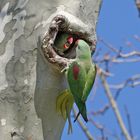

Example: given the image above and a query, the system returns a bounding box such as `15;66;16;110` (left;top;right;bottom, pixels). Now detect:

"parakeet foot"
61;59;75;73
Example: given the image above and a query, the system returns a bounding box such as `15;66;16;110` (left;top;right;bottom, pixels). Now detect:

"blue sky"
62;0;140;139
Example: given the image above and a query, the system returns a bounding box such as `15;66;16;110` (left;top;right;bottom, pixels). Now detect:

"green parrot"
56;39;96;133
54;32;74;56
66;39;96;122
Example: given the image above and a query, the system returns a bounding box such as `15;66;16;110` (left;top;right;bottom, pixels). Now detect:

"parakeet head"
63;36;74;49
75;39;91;59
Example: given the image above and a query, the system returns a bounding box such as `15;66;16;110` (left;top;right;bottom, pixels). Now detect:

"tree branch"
99;72;132;140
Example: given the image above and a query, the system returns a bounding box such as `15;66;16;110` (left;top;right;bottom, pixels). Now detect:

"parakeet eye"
64;44;69;49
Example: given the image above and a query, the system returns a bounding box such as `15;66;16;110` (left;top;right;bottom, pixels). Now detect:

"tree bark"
0;0;102;140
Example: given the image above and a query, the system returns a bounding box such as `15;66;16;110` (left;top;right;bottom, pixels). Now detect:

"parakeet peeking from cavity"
56;39;96;133
54;32;74;56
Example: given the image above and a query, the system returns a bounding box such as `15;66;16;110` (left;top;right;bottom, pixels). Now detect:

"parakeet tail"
74;104;88;122
81;109;88;122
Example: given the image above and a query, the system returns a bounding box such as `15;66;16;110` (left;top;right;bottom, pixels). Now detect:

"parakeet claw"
61;66;68;73
61;59;75;73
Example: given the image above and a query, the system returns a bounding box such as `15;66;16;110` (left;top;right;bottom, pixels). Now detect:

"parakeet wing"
67;61;86;100
82;64;97;102
67;61;88;122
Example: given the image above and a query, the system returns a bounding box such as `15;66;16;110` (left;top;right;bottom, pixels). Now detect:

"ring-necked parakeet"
54;33;73;56
67;39;96;122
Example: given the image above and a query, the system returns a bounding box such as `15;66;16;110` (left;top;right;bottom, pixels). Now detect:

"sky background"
62;0;140;139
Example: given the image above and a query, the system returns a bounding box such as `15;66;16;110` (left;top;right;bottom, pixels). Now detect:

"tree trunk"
0;0;102;140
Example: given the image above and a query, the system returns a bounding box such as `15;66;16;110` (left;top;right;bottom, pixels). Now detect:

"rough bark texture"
0;0;102;140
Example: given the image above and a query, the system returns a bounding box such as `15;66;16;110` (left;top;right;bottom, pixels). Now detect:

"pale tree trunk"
0;0;102;140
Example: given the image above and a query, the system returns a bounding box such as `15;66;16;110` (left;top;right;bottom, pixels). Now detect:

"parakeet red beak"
67;36;73;44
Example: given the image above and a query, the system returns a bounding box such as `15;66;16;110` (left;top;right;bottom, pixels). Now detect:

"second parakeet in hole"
56;39;96;133
54;32;74;56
